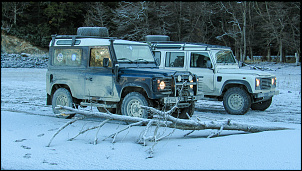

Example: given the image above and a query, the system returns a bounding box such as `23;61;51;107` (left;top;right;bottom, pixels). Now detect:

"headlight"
272;77;276;85
190;80;194;89
177;75;182;82
157;80;166;90
189;75;193;82
255;78;260;87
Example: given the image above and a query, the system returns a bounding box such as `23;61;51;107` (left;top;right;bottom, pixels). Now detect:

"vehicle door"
187;51;214;92
85;46;114;99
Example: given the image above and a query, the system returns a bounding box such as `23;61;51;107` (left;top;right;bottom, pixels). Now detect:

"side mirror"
103;58;109;67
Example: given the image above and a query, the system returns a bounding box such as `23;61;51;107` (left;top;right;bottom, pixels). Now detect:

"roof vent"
77;27;109;37
145;35;170;42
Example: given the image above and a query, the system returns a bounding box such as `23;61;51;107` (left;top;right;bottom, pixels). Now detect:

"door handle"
86;77;93;81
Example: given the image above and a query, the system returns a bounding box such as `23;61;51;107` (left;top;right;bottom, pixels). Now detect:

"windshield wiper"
134;58;150;63
118;58;133;63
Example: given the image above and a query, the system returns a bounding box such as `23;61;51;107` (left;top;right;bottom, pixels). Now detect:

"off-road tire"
172;102;195;119
77;27;109;37
52;88;75;118
223;87;251;115
251;98;272;111
121;92;149;119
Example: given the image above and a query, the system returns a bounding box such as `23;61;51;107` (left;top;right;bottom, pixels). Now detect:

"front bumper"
163;94;204;104
253;90;279;98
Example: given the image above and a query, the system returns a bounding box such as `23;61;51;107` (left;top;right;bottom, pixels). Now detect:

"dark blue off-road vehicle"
46;27;203;119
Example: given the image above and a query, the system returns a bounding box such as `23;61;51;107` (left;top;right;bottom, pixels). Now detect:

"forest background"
1;1;300;62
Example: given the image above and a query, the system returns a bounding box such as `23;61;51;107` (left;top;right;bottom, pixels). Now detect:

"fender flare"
120;82;153;99
221;80;253;94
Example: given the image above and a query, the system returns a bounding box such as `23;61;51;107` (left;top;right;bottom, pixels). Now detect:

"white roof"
49;37;148;47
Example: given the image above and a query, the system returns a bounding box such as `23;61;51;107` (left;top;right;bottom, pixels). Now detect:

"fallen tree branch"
47;104;292;157
47;116;85;147
54;105;290;132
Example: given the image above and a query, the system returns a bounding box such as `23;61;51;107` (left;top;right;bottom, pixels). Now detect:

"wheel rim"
126;99;143;117
56;94;69;107
228;93;243;110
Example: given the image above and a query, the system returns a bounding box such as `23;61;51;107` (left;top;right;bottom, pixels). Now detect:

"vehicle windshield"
214;50;236;64
114;44;155;63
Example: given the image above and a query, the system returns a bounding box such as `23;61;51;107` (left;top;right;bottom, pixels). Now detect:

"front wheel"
121;92;149;119
52;88;75;118
223;87;251;115
172;102;195;119
251;98;272;111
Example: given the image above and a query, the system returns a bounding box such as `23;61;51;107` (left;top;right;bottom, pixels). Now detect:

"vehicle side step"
80;102;117;108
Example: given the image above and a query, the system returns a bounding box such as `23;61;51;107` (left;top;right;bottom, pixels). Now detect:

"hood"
217;68;274;77
119;67;182;77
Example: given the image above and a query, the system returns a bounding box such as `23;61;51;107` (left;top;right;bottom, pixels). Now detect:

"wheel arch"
120;82;152;99
47;84;72;105
220;80;252;97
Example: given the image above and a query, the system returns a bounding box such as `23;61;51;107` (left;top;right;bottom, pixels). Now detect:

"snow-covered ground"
1;62;301;170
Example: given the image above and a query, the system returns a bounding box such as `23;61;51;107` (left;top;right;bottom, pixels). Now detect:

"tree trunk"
242;1;247;62
267;46;271;62
279;40;283;62
295;52;300;65
249;46;253;61
56;105;290;132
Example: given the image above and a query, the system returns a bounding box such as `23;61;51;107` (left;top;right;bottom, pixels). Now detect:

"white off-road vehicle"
146;35;279;115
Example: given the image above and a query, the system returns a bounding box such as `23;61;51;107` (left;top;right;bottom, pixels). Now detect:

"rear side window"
53;49;82;66
165;52;184;67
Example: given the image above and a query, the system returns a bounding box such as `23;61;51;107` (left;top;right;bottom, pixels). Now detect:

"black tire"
223;87;251;115
251;98;272;111
52;88;75;118
172;102;195;119
77;27;109;37
121;92;149;118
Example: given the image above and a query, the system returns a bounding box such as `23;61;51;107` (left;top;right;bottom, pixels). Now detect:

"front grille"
173;73;194;97
261;78;272;90
198;78;203;93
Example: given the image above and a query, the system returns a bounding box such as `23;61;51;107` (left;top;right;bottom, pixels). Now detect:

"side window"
165;52;184;67
153;51;161;66
190;52;211;68
90;46;112;67
53;48;82;66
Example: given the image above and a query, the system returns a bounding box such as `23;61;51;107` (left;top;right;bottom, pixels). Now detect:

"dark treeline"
1;1;300;62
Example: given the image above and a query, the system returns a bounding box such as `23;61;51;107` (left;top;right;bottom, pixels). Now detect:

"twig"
47;116;85;147
103;121;144;143
94;119;110;145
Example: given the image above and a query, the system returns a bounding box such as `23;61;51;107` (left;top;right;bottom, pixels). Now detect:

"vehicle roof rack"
50;34;117;46
149;41;231;50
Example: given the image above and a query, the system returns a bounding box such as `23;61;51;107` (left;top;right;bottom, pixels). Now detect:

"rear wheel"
251;98;272;111
223;87;251;115
52;88;75;119
121;92;149;119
